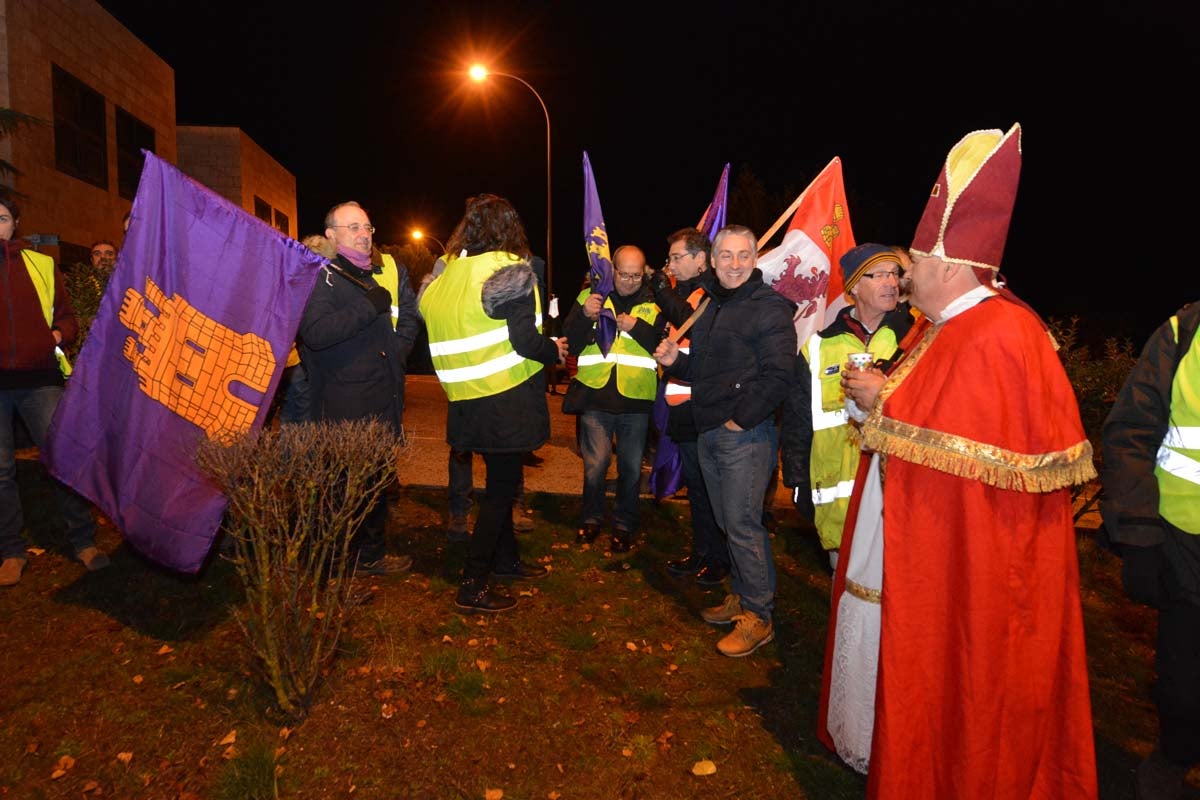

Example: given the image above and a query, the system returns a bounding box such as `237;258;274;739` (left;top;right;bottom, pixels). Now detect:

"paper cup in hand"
847;352;874;371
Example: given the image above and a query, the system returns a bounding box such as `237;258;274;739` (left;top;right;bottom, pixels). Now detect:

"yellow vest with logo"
1155;313;1200;534
420;251;543;401
573;287;660;401
803;324;902;550
378;253;400;331
21;250;72;378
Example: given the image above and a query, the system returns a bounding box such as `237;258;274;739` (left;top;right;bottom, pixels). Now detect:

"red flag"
756;157;856;349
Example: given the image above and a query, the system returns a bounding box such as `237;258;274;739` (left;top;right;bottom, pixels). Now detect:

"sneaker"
0;557;26;587
700;593;743;625
717;613;774;657
492;560;548;580
76;547;111;572
447;514;470;544
1136;748;1188;800
355;554;413;577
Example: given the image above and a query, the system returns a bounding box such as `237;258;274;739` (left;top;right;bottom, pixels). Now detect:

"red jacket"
1;241;78;386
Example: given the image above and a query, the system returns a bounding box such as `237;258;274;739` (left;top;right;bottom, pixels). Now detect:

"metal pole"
494;72;551;295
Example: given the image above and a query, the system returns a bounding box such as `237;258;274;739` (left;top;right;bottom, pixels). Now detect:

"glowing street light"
410;229;445;253
468;64;552;294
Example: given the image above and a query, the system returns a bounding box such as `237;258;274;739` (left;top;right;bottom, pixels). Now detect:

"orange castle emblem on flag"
819;202;846;249
119;277;276;439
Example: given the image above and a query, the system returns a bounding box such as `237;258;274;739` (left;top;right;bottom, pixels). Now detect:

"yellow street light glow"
468;65;488;82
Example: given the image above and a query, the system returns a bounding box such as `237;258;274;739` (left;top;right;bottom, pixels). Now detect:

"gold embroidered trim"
864;319;1097;492
845;579;881;604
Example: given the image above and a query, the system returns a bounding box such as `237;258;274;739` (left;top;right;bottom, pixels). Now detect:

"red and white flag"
756;157;856;350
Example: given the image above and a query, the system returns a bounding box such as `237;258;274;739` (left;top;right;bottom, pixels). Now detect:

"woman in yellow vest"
420;194;567;612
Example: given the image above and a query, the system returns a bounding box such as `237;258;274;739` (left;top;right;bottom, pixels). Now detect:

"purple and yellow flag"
582;151;617;357
648;163;730;501
43;152;325;573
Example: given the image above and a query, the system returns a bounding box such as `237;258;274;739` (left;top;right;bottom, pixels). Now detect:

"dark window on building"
254;196;272;223
273;209;289;235
52;65;108;189
116;107;155;200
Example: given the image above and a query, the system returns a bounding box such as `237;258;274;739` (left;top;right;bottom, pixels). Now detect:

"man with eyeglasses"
781;243;918;573
298;201;419;577
653;225;796;658
562;244;665;553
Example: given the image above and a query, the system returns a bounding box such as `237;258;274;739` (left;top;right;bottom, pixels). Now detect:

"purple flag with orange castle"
582;151;617;356
43;152;324;573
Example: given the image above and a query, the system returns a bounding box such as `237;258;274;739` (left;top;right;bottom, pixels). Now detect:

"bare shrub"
196;420;402;716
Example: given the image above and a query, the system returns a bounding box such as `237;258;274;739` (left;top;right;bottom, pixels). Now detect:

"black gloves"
365;285;392;316
792;486;815;526
1121;542;1173;609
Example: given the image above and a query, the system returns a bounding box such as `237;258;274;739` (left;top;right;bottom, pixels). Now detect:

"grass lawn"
1;455;1195;799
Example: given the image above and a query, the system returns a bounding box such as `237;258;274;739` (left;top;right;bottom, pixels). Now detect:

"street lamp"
468;64;552;295
410;229;445;254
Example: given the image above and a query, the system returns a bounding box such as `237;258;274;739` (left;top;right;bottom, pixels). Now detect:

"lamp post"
468;64;552;295
410;229;445;254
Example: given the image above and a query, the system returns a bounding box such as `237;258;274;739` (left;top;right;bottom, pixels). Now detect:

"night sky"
96;0;1196;349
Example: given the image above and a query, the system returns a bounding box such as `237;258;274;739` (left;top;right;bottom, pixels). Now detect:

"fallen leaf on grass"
548;793;562;799
81;779;100;793
222;746;237;760
216;730;237;746
485;789;503;800
416;719;427;729
661;642;674;651
476;659;490;672
132;675;143;684
621;748;632;757
275;746;287;758
556;763;563;774
442;635;454;643
27;547;45;555
50;754;75;779
155;645;174;655
668;664;679;672
24;740;38;755
625;642;638;652
279;727;292;741
116;752;133;765
692;759;717;776
381;704;395;719
468;638;479;647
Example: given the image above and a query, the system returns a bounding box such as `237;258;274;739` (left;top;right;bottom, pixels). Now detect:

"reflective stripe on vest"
22;250;72;377
420;252;542;401
1155;313;1200;533
809;335;846;432
812;479;855;505
664;287;705;406
379;254;400;330
574;288;660;400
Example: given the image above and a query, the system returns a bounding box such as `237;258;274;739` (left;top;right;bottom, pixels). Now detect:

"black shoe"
611;531;634;554
523;452;544;466
455;578;517;613
666;554;703;577
576;522;601;544
695;562;730;586
492;560;549;580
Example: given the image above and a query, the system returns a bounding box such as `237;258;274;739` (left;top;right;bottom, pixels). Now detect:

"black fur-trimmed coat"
445;261;561;453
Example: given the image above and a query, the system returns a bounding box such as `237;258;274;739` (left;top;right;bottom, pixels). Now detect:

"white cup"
847;352;874;371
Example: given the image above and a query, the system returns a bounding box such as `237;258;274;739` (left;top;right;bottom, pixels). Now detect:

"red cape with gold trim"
852;296;1096;798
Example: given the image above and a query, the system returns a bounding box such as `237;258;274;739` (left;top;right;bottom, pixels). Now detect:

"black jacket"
298;255;419;431
562;282;664;415
665;269;796;433
445;261;561;453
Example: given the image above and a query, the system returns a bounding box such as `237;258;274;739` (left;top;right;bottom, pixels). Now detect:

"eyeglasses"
615;272;644;283
330;223;376;235
91;250;116;258
861;268;902;281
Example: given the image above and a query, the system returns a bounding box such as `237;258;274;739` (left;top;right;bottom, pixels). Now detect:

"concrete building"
0;0;295;265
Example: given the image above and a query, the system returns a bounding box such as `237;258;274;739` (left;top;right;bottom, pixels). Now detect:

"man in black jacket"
650;228;727;585
654;225;796;657
298;201;419;576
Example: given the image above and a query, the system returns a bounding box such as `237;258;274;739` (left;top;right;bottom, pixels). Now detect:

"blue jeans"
578;410;648;533
0;386;97;559
678;439;727;568
278;363;310;425
699;419;778;622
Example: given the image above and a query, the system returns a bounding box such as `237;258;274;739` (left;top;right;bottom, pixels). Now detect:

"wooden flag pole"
668;297;711;343
755;156;840;251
